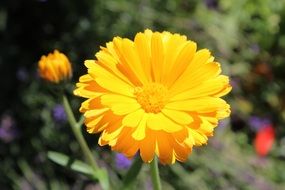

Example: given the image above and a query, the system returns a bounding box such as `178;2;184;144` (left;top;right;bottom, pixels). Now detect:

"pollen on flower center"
134;83;168;113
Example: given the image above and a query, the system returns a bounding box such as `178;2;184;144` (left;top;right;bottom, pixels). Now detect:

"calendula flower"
38;50;72;83
74;29;231;164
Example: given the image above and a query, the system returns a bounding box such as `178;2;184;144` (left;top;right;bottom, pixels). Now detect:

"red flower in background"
254;125;275;156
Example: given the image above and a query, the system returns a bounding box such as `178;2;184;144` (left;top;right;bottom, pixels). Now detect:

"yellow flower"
74;29;231;164
38;50;72;83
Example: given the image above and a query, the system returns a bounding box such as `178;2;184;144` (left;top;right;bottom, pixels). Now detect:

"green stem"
62;95;110;190
62;95;98;171
150;157;161;190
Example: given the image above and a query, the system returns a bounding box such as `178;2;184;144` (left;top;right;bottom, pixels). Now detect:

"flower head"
74;29;231;164
38;50;72;83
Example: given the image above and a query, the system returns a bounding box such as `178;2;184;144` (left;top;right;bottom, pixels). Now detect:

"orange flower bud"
38;50;72;83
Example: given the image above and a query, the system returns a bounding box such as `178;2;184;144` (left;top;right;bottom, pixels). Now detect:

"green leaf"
47;151;94;176
48;151;110;189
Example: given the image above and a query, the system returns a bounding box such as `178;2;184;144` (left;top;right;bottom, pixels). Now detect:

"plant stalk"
62;95;99;171
150;157;161;190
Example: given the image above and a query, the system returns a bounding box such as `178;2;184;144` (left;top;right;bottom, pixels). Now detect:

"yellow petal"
84;108;109;118
156;134;175;164
113;37;142;86
187;128;208;146
122;109;145;127
170;75;230;101
95;50;134;86
216;107;231;119
170;62;221;96
87;60;134;97
101;126;123;142
101;94;137;105
151;32;164;82
165;41;197;86
184;133;195;148
110;103;141;115
132;113;148;140
197;117;215;135
121;39;148;84
173;141;191;162
134;32;152;81
166;97;230;113
162;109;193;125
147;113;183;132
74;83;104;98
163;34;188;80
213;85;232;98
140;128;156;163
100;94;141;115
85;115;105;133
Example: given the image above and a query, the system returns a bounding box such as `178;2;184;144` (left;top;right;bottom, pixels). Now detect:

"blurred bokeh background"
1;0;285;189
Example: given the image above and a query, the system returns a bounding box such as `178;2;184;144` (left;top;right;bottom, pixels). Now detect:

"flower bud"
38;50;72;83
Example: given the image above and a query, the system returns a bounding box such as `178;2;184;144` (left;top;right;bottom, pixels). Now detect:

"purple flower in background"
230;77;240;89
0;114;18;143
250;43;260;54
52;104;67;123
218;119;228;129
16;67;29;82
248;116;271;132
115;153;132;169
204;0;219;9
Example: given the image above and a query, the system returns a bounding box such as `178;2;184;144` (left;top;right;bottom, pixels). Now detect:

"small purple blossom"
248;116;271;132
52;104;67;123
218;119;228;129
250;43;260;54
0;114;18;143
230;77;240;89
204;0;219;9
115;153;132;169
16;67;29;82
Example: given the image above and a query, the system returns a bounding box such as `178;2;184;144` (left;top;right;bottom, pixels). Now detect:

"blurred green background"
1;0;285;189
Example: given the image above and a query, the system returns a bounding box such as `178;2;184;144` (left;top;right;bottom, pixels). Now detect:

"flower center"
134;83;168;113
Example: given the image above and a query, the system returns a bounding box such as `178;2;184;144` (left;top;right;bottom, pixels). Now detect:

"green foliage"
47;151;95;176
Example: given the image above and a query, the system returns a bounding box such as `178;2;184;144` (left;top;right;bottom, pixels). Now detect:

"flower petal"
122;109;145;127
171;75;231;101
156;133;175;164
165;41;197;86
140;128;156;163
87;60;135;97
151;32;164;82
166;97;229;113
132;113;149;140
121;39;148;84
162;109;193;125
187;128;208;146
147;113;183;132
134;32;152;81
100;94;141;115
170;62;221;96
95;49;134;86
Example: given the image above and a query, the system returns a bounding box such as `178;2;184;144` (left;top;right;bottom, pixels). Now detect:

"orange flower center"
134;83;168;113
